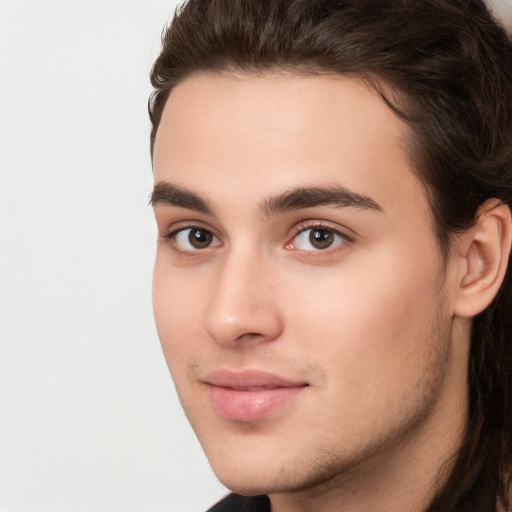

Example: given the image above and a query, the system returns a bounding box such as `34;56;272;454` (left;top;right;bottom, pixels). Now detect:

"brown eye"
189;228;213;248
172;227;221;251
309;229;335;249
291;226;346;251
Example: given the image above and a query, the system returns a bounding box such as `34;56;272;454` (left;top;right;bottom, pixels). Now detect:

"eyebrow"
150;181;383;217
261;185;383;217
150;181;214;214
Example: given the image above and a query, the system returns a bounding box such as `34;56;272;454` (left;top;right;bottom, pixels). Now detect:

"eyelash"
163;224;220;259
163;221;352;257
289;221;352;254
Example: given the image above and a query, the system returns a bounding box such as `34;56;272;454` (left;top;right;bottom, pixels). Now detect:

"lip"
204;370;308;422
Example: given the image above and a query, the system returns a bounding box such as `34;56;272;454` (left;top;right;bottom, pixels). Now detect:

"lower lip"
207;385;305;422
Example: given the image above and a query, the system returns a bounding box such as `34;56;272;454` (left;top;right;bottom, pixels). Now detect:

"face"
152;73;465;496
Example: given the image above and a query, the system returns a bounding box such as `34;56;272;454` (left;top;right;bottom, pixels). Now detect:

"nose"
204;252;283;347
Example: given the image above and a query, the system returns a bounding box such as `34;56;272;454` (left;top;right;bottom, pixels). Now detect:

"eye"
289;226;347;251
171;227;221;251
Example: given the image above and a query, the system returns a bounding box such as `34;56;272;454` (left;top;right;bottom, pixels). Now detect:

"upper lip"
203;369;308;390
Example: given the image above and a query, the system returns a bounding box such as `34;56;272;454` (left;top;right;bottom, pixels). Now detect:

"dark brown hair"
149;1;512;510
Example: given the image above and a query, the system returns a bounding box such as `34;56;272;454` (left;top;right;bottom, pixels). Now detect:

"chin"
205;441;358;497
213;466;299;496
204;446;304;495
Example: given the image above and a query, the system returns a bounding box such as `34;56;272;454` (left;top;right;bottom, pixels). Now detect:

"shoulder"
206;493;270;512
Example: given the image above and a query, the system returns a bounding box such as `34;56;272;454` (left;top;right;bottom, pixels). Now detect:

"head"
149;1;512;510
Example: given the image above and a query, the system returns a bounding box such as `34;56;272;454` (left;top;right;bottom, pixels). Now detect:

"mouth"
203;369;308;422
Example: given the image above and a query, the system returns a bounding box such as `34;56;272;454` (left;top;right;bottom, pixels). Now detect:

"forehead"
153;72;426;218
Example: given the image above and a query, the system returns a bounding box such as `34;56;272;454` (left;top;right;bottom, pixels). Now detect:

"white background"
0;1;226;511
2;1;511;512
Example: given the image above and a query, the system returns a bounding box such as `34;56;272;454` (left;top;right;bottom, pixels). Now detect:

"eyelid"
286;220;353;252
162;222;223;256
162;219;219;238
159;219;353;257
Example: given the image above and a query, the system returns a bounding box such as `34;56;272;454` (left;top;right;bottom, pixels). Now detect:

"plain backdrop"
0;0;226;511
2;1;511;512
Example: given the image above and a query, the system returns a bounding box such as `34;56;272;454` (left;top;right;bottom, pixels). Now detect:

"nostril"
235;332;268;343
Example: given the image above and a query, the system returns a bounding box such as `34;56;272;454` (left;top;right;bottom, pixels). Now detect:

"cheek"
152;256;208;373
284;243;446;390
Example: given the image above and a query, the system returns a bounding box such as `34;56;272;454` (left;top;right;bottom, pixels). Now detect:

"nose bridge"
204;245;282;346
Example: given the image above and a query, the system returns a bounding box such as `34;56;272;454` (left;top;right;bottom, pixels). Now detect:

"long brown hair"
149;1;512;509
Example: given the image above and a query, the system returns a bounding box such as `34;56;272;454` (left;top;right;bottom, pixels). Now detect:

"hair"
148;1;512;510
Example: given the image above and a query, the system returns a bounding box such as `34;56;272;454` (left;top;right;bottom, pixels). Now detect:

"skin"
152;73;474;512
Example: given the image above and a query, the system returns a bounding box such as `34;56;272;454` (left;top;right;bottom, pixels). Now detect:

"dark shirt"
206;493;270;512
206;473;496;512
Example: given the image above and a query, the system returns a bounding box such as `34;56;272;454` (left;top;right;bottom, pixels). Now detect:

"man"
148;1;512;511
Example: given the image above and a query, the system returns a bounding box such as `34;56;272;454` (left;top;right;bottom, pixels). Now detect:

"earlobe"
454;201;512;318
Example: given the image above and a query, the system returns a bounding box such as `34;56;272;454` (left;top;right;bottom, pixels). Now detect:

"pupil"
189;229;212;248
309;229;333;249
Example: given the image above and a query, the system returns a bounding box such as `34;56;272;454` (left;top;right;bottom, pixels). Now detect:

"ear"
453;200;512;318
